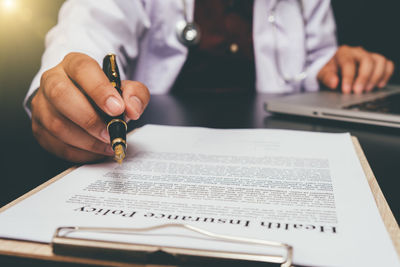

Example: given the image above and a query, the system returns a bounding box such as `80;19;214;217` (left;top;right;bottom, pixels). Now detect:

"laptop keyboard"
344;93;400;114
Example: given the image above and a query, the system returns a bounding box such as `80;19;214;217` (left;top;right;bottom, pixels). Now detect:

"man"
26;0;394;162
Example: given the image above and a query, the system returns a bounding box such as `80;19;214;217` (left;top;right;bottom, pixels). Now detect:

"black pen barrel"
102;54;127;163
107;119;127;150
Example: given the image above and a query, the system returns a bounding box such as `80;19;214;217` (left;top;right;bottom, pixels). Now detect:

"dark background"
0;0;399;221
333;0;400;75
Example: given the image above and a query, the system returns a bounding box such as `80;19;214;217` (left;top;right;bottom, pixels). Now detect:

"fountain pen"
102;54;127;164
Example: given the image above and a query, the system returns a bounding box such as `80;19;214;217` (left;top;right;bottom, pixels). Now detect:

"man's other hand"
318;45;394;94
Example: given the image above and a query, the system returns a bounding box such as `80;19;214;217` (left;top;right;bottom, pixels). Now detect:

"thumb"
318;58;339;90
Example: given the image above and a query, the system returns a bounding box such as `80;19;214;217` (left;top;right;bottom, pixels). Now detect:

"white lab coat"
25;0;337;116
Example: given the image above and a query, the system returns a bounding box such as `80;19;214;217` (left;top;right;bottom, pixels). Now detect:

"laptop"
265;84;400;128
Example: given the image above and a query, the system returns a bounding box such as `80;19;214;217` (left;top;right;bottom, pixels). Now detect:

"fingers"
365;53;387;91
337;56;356;94
378;60;395;88
32;111;107;163
121;80;150;120
32;90;114;156
32;52;152;163
317;58;339;90
62;52;125;116
352;52;374;94
353;52;394;93
330;46;395;94
41;67;109;143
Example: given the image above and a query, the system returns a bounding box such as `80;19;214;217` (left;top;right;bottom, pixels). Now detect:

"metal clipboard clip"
52;223;293;266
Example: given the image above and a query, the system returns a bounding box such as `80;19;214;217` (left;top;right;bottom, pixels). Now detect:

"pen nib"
113;144;126;164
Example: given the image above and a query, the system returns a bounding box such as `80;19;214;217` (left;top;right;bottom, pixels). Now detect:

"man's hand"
31;52;150;163
318;45;394;94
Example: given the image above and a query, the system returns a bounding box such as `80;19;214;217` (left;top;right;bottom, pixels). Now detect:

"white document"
0;125;398;266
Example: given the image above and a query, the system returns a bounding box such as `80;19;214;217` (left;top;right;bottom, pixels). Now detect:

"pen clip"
109;54;118;78
103;54;121;88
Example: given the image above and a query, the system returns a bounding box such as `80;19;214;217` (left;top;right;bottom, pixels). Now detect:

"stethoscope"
176;0;201;46
176;0;307;85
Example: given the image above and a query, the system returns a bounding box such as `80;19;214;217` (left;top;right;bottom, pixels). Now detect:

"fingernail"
342;84;351;93
105;145;114;156
105;96;123;115
354;84;364;94
122;114;132;125
330;77;338;88
100;129;110;143
378;82;386;88
366;84;374;91
129;96;143;119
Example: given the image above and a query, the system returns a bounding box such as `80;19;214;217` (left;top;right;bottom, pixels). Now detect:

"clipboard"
0;137;399;267
52;224;292;266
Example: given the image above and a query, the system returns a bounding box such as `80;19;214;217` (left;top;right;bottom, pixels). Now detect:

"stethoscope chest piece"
176;20;201;46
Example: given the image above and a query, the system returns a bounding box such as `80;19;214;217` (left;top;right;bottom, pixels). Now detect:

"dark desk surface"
1;92;399;266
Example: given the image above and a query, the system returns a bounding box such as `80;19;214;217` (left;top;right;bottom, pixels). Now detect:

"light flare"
2;0;17;12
